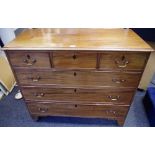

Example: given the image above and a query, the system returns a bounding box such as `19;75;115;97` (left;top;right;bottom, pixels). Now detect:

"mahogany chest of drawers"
3;28;154;126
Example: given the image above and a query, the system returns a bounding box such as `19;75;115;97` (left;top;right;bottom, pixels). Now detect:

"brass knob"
38;107;48;113
106;110;116;114
34;93;44;98
112;78;126;84
107;95;120;101
32;76;40;82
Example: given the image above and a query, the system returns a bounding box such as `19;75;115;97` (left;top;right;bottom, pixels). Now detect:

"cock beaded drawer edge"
3;28;154;126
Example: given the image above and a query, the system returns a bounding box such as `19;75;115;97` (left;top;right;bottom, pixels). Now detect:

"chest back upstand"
3;29;154;126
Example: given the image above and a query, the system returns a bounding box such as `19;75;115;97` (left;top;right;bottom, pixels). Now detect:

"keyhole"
75;104;77;108
121;55;125;61
27;54;30;59
74;72;77;76
73;55;76;59
74;89;77;93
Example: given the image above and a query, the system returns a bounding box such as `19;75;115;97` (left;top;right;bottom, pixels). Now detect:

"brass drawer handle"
107;95;120;101
106;110;116;114
24;55;36;66
34;93;44;98
31;76;40;82
112;78;126;84
115;56;129;68
38;107;48;113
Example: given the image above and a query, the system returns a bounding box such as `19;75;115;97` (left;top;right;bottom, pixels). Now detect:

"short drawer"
27;102;129;118
100;52;149;71
15;69;141;88
7;51;51;68
22;87;134;105
52;51;97;69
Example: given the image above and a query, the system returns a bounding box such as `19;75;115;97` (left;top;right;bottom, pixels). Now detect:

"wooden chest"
3;28;154;126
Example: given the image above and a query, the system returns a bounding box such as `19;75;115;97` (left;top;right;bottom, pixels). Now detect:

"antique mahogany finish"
3;28;154;126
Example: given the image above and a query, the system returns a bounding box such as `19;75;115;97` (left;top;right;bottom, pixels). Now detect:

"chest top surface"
3;28;154;52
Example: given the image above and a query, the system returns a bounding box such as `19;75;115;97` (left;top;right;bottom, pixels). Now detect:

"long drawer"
15;69;141;88
22;87;134;105
27;102;129;119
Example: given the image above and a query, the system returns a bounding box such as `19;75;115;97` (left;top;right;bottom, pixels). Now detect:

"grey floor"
0;86;150;127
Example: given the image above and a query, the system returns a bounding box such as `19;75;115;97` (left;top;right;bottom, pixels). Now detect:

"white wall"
0;28;16;57
0;28;16;45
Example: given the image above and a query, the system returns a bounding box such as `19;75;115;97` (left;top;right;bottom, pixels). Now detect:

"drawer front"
27;102;129;118
53;51;96;69
100;52;149;71
7;51;51;68
15;69;141;88
22;87;134;105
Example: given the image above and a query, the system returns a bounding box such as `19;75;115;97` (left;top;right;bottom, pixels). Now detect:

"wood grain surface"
21;87;134;105
27;102;129;119
3;29;153;51
14;69;142;88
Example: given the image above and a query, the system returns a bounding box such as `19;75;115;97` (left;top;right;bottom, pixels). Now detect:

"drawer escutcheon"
23;54;37;66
